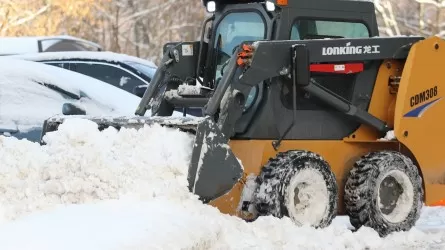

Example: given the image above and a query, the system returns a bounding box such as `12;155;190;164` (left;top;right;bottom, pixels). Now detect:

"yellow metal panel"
209;37;445;221
394;36;445;203
344;59;402;142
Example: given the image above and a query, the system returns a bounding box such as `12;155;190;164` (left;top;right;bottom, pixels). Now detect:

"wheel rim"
285;168;329;226
377;169;414;224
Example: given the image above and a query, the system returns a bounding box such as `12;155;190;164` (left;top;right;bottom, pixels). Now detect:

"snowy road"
0;118;444;250
333;207;445;234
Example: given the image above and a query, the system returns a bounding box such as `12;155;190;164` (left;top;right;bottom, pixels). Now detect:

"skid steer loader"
40;0;445;236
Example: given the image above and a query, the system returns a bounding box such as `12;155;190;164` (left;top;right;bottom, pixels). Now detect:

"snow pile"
237;174;258;218
416;206;445;233
0;118;444;249
0;118;195;221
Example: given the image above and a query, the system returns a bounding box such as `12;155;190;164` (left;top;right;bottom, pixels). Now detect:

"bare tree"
0;0;206;64
373;0;445;37
85;0;205;63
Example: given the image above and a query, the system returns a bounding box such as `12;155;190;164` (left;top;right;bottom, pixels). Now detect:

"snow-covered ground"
0;118;444;250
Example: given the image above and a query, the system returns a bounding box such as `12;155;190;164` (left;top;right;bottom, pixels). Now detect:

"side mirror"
62;103;86;115
133;85;147;98
292;44;310;86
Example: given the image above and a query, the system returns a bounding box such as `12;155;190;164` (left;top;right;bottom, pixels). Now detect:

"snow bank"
0;118;444;249
0;118;194;221
416;206;445;233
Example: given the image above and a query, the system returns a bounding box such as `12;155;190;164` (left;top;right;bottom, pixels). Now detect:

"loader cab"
202;0;382;139
203;0;378;81
202;1;276;112
199;0;279;130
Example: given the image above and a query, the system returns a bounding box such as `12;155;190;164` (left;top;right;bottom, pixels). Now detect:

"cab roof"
201;0;375;13
202;0;264;7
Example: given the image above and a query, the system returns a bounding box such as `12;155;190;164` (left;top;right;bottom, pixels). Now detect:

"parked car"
8;51;157;96
0;58;183;142
0;35;102;56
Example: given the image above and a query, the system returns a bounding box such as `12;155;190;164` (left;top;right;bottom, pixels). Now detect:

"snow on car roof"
8;51;157;68
0;35;102;55
0;57;141;115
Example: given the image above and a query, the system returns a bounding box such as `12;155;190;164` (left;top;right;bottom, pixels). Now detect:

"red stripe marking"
310;63;364;74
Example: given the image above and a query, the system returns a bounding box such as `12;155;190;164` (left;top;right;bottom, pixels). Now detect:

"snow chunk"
178;83;201;96
379;130;396;141
237;174;258;218
119;76;130;86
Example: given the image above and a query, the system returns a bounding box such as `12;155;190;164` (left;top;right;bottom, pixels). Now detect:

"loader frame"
39;0;445;236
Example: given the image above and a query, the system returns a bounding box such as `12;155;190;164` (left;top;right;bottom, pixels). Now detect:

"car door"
68;61;149;94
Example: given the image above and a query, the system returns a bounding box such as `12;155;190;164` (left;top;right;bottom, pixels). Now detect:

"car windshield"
125;61;157;81
214;12;265;80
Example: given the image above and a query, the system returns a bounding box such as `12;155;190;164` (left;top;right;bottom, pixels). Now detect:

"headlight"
206;1;216;12
266;1;275;11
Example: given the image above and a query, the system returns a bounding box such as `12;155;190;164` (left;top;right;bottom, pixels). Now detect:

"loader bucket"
39;115;244;202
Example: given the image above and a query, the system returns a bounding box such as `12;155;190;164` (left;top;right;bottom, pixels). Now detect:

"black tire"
253;150;338;228
344;151;424;237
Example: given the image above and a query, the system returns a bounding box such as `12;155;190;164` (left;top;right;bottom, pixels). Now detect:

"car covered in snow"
0;58;183;142
7;51;157;96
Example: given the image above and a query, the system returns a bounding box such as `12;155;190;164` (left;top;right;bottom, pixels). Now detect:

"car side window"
283;19;370;110
45;62;69;70
291;19;369;40
70;62;147;94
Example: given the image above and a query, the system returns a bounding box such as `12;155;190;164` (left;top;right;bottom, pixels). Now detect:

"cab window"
284;19;370;110
291;19;369;40
214;12;266;111
70;62;147;94
214;12;265;78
